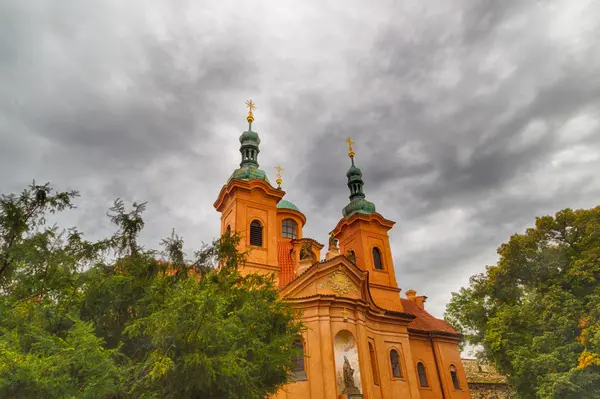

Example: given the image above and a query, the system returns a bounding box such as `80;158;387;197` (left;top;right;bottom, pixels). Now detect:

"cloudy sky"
1;0;599;318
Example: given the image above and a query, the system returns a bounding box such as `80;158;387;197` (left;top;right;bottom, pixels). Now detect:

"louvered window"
250;220;263;247
282;218;297;239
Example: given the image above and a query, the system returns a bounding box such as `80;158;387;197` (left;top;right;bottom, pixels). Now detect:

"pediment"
281;256;370;303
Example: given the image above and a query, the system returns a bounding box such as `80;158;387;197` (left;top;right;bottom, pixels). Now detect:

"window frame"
249;219;264;247
417;361;430;389
281;218;298;239
389;348;404;380
372;246;384;270
449;364;461;390
368;341;380;386
290;339;308;382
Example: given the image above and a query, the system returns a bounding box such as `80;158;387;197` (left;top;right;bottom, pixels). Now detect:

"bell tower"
331;138;403;311
213;100;284;272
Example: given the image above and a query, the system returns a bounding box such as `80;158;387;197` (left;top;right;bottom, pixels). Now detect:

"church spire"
345;137;365;201
342;137;376;217
239;100;261;169
227;100;270;183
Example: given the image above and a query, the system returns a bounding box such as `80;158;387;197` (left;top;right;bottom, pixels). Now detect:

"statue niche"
334;330;363;398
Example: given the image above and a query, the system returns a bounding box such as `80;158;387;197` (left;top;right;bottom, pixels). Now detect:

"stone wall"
468;383;513;399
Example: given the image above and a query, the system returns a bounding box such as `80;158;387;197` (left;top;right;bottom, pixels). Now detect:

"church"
213;101;470;399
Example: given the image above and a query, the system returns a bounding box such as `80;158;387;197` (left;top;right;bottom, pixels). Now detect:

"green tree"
445;206;600;398
0;182;303;398
0;182;121;398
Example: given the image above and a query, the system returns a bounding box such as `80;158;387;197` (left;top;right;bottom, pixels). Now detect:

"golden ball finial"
275;164;284;188
245;99;256;124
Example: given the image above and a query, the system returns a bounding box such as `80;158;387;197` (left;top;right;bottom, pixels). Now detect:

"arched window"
291;340;308;381
293;340;305;372
417;362;429;388
226;225;231;235
450;364;461;389
249;220;263;247
390;349;403;378
373;247;383;270
282;218;297;239
369;342;379;385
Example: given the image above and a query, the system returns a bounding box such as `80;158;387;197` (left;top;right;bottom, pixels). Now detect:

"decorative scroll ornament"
319;266;357;295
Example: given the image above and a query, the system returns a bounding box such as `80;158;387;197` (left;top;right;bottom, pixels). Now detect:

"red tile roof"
278;241;295;287
401;298;460;335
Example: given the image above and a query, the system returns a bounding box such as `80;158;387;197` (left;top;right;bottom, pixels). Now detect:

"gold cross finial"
346;137;355;158
275;164;284;188
245;99;256;125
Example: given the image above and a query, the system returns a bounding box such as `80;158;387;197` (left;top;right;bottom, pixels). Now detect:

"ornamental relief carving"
318;266;358;296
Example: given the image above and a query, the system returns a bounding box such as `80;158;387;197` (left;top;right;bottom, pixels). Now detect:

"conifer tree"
0;182;302;399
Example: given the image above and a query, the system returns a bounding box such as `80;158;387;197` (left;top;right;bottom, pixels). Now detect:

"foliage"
445;206;600;398
0;182;302;398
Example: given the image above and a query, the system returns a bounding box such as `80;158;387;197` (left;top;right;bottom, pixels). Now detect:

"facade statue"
328;233;338;251
346;250;356;264
300;242;313;261
342;356;360;394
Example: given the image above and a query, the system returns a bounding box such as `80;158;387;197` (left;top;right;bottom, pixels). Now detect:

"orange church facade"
214;104;470;399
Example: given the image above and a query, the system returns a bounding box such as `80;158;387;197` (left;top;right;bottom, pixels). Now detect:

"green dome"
228;167;270;183
342;198;376;218
239;130;260;145
346;165;362;178
277;199;300;212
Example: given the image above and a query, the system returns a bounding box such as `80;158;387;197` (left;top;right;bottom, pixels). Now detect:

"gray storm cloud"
1;0;599;317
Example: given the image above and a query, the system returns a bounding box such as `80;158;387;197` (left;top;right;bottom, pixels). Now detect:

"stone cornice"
330;211;396;236
214;178;285;212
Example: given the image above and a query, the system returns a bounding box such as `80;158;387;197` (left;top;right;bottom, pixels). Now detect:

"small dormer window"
282;218;297;239
250;220;263;247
